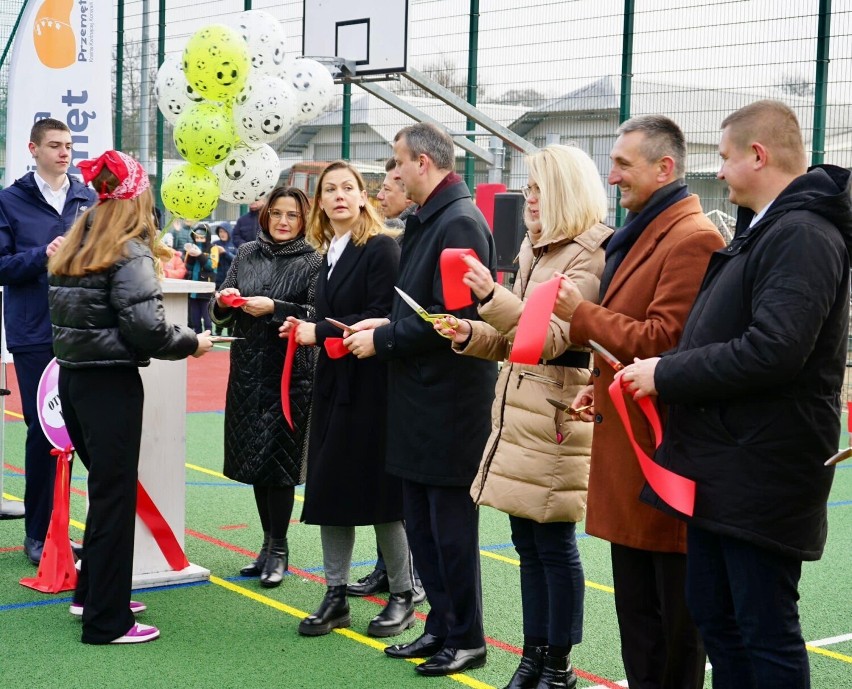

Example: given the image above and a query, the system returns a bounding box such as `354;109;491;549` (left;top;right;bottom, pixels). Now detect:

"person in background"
377;156;416;232
438;144;612;689
0;117;96;565
48;149;212;644
184;223;215;333
281;161;415;639
619;100;851;689
212;224;237;336
211;186;321;588
553;115;723;689
169;218;192;249
159;233;186;279
232;198;264;247
345;123;497;677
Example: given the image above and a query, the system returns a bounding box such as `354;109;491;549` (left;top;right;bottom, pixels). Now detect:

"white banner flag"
3;0;114;186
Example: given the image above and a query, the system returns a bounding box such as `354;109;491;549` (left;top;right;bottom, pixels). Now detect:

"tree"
777;70;814;98
494;88;547;107
394;55;485;101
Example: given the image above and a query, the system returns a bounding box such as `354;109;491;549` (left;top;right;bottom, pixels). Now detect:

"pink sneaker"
109;623;160;644
69;600;147;617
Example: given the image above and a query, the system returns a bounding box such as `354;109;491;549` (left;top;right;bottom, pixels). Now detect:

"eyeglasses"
269;210;301;222
521;184;541;200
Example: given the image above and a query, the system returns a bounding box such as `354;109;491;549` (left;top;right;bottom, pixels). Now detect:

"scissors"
546;398;593;416
825;447;852;466
325;317;354;332
589;339;624;371
394;287;458;339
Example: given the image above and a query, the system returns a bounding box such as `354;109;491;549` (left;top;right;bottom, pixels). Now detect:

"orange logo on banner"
33;0;76;69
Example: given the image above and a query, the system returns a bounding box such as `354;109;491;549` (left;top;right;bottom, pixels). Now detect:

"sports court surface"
1;349;850;688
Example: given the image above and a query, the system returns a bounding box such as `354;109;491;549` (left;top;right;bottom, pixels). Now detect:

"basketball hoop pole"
0;290;25;519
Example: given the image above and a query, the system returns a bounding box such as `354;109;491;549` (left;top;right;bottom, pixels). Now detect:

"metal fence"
0;0;850;227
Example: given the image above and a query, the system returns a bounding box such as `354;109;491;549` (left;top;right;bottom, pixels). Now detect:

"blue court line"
0;579;209;614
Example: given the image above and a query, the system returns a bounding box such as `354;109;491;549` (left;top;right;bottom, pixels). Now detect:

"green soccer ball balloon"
173;102;236;167
182;23;250;102
161;163;220;220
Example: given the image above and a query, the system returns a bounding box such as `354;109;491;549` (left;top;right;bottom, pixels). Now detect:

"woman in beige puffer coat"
438;144;611;689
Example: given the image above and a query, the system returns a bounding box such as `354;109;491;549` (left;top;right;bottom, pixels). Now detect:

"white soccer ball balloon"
214;143;280;204
233;74;297;146
154;54;204;125
227;10;286;78
288;58;335;125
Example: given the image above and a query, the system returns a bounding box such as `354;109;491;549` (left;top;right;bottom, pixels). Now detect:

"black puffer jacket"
211;232;322;486
649;165;852;561
49;239;198;367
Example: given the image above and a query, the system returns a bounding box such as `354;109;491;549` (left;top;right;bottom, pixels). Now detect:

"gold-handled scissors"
589;339;624;371
325;317;354;332
825;447;852;466
546;398;593;416
394;287;458;339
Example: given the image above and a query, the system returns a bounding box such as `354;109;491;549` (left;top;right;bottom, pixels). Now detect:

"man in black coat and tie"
345;122;497;677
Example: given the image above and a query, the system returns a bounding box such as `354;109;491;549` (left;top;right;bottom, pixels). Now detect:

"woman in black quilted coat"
48;150;213;644
211;186;321;588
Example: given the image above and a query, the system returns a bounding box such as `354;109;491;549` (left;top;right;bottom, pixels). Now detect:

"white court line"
808;632;852;647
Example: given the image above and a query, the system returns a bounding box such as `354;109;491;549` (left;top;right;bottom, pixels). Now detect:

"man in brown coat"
553;115;724;689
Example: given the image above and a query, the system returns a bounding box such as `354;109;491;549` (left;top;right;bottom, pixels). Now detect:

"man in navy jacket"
0;118;97;564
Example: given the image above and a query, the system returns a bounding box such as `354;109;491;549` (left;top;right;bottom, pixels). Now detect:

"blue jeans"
510;516;584;646
686;526;809;689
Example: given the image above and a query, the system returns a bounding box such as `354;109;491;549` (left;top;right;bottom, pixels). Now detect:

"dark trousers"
510;516;584;647
686;526;809;689
59;367;143;644
188;296;212;334
611;543;705;689
402;480;484;648
14;348;57;541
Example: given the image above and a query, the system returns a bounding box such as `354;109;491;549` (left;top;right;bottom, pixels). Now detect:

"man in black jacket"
232;199;263;247
345;122;496;676
620;100;852;688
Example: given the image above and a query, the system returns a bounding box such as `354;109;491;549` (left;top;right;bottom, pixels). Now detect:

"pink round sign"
36;358;72;451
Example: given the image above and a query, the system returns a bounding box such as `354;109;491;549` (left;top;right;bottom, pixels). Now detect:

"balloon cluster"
154;10;335;220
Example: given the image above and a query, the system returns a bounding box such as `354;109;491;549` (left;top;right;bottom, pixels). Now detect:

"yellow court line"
2;493;22;502
185;462;304;502
3;409;24;419
806;645;852;663
209;575;495;689
479;549;615;593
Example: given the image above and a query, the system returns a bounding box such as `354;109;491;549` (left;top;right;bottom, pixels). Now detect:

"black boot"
534;653;577;689
367;590;416;637
504;645;547;689
259;537;288;588
239;532;269;577
298;585;351;636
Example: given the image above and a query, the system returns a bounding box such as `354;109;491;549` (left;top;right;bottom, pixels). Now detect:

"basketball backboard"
302;0;409;77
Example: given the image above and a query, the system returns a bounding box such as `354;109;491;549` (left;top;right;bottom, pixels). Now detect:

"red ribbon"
440;248;477;310
220;293;248;308
324;337;351;359
607;378;696;516
136;481;189;571
281;324;298;430
509;276;561;365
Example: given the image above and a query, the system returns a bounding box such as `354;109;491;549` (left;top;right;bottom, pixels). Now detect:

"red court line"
185;527;622;689
219;524;249;531
4;462;86;497
1;546;24;553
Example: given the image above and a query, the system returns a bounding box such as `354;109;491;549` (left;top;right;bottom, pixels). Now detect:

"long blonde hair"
305;161;398;253
49;168;165;276
525;145;608;243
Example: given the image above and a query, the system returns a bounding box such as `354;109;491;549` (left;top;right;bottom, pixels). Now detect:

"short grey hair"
394;122;455;171
617;115;686;178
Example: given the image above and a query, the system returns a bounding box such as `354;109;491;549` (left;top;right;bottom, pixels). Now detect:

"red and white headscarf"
78;150;150;201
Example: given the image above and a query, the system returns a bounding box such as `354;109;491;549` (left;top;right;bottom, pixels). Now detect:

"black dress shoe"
239;533;269;577
23;537;44;565
259;537;288;588
367;591;415;638
384;632;445;659
504;644;546;689
411;582;427;605
534;654;577;689
415;646;487;676
346;568;389;596
298;585;350;636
